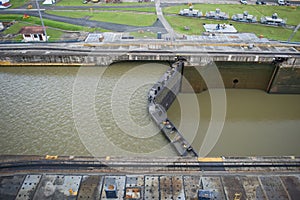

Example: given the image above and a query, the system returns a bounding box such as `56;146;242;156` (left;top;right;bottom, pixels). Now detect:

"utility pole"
35;0;48;42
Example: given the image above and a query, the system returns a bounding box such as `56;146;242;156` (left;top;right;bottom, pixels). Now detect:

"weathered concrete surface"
1;173;300;200
269;65;300;94
0;43;300;94
181;62;276;93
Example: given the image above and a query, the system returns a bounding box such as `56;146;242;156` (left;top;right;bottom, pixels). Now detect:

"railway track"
1;155;299;174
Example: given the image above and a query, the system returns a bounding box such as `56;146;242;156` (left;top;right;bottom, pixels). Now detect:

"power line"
35;0;48;42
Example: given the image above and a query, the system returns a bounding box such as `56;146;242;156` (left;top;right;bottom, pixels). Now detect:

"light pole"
35;0;48;42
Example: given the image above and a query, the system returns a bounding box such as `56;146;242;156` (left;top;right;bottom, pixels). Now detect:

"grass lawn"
10;0;31;8
0;14;108;32
46;11;157;26
0;14;110;42
97;7;156;12
163;4;300;26
165;16;300;42
56;0;154;7
2;21;64;42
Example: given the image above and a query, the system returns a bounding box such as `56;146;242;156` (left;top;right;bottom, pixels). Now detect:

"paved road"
155;0;176;39
0;9;167;33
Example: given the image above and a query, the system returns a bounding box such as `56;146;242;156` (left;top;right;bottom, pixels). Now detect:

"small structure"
0;22;4;31
43;0;55;5
261;13;286;26
0;0;11;9
232;11;257;23
205;8;229;20
203;24;237;33
179;6;202;17
198;190;214;200
19;26;48;42
104;178;117;198
125;187;142;199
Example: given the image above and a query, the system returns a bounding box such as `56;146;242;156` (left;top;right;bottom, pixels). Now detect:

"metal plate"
222;176;246;200
15;175;41;200
0;175;25;200
183;176;200;200
144;176;159;199
126;175;144;187
101;176;126;200
172;176;185;200
33;175;82;200
280;176;300;199
159;176;185;200
77;175;103;200
259;176;289;200
160;176;173;199
240;176;267;200
201;176;226;200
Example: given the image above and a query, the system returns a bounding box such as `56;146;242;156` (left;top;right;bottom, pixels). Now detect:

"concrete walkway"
155;0;176;40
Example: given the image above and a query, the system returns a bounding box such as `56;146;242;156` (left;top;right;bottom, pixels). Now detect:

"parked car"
240;0;247;4
278;0;285;5
256;1;266;5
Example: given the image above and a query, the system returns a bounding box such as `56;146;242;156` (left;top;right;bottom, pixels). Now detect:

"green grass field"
10;0;31;8
56;0;154;7
0;14;109;42
46;11;157;26
96;7;156;12
165;16;300;42
0;14;108;32
2;21;64;42
163;4;300;26
3;2;300;42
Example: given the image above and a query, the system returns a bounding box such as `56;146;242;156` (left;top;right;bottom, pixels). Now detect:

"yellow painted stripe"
0;61;11;65
197;157;223;162
0;62;93;66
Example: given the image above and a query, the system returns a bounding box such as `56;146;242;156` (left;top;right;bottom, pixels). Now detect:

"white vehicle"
278;0;285;5
240;0;247;4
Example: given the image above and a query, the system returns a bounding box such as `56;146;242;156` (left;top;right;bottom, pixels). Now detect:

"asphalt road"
0;9;167;33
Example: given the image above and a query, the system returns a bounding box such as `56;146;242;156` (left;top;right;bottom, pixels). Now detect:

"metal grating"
183;175;200;200
0;175;25;200
259;176;289;200
32;175;82;200
15;175;41;200
77;175;103;200
280;176;300;199
126;175;144;187
172;176;185;200
160;176;173;199
222;176;246;200
240;176;267;200
201;176;226;200
144;176;159;200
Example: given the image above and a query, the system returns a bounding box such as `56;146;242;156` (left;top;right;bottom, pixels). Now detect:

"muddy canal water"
0;62;299;157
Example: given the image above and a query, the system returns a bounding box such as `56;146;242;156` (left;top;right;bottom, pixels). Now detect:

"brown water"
0;63;176;157
0;63;300;157
168;90;300;157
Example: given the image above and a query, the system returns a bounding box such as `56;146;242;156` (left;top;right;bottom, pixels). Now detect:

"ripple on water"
0;63;177;157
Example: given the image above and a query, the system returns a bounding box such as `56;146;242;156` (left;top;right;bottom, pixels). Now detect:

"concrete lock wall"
181;62;277;93
152;62;183;111
269;65;300;94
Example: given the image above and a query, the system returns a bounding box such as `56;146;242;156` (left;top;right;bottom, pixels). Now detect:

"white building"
19;26;49;42
43;0;56;5
0;0;11;9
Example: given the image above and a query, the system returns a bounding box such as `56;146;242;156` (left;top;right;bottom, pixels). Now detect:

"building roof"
19;26;46;34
